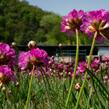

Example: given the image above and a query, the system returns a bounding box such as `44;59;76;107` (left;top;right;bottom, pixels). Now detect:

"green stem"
86;86;93;109
40;67;51;109
64;29;79;109
75;32;97;109
25;65;35;109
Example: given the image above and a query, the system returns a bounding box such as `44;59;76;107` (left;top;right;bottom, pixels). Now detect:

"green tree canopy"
0;0;94;45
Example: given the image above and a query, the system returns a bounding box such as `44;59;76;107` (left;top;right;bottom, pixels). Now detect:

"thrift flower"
101;55;109;62
81;9;109;40
0;43;16;68
91;58;100;71
18;51;31;70
101;55;109;69
0;65;16;84
30;48;48;65
18;48;48;70
76;58;100;74
61;9;85;34
77;61;87;74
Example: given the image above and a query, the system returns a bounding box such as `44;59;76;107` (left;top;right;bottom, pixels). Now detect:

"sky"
26;0;109;16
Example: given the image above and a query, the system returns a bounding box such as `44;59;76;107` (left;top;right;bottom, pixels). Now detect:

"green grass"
0;68;109;109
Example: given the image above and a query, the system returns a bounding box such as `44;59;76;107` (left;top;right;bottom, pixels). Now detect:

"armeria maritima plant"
61;9;85;109
0;43;16;68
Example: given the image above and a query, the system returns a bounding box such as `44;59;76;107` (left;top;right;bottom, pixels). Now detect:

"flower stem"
25;65;35;109
64;29;79;109
75;32;97;109
86;86;93;109
40;67;51;109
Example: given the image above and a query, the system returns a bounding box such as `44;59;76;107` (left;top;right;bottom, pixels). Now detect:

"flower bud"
75;83;81;91
58;43;62;48
2;86;6;91
103;75;108;81
16;82;19;87
27;40;37;49
11;42;16;48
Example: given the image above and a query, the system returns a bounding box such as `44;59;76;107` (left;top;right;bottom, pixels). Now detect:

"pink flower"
18;48;48;70
18;51;31;70
0;65;16;84
30;48;48;64
81;9;109;41
0;43;16;68
77;61;87;74
101;55;109;62
61;9;85;35
91;58;100;71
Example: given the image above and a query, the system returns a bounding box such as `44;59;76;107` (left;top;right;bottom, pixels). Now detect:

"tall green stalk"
86;85;93;109
25;65;35;109
64;29;79;109
75;32;97;109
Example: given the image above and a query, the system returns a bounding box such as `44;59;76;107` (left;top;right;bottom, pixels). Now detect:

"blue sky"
26;0;109;15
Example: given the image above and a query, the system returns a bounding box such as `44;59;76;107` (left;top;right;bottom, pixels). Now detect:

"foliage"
0;0;94;45
0;57;109;109
0;42;109;109
0;0;67;45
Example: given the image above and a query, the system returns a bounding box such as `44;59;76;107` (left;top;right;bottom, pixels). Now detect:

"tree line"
0;0;94;45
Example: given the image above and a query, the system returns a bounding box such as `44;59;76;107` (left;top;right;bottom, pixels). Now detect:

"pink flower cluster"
101;55;109;69
76;58;100;75
0;42;108;84
61;9;109;41
18;48;48;70
61;9;84;34
0;65;15;84
46;56;101;78
0;43;16;67
81;9;109;40
0;43;16;84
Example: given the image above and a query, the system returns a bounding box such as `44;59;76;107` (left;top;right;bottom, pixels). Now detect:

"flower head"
101;55;109;62
81;9;109;40
91;58;100;71
30;48;48;64
76;58;100;74
77;61;87;74
0;65;16;84
61;9;85;34
18;51;31;70
0;43;16;67
18;48;48;70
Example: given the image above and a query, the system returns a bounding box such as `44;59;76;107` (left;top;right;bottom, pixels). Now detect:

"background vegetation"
0;0;92;45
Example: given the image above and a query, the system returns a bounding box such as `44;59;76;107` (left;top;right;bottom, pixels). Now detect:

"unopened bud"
75;83;81;91
58;43;62;47
11;42;16;48
103;75;108;81
2;86;6;91
27;40;37;49
16;82;19;87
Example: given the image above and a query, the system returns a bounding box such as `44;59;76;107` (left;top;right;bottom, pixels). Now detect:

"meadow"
0;9;109;109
